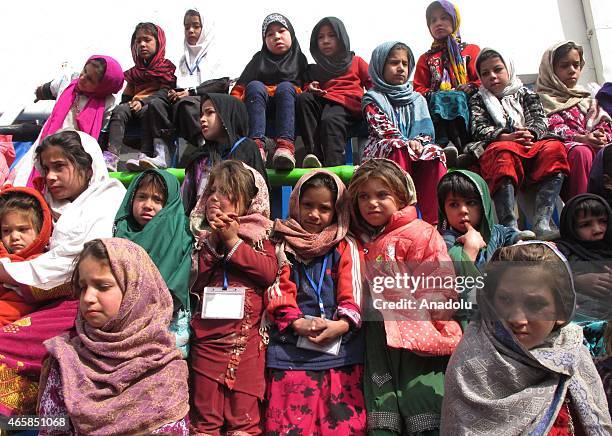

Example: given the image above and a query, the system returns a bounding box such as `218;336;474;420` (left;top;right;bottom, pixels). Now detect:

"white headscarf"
477;48;525;129
4;130;126;290
177;9;217;89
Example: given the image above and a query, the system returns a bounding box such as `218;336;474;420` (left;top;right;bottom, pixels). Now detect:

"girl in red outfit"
414;1;481;165
188;160;276;435
469;48;570;239
296;17;371;168
536;41;612;200
265;170;366;434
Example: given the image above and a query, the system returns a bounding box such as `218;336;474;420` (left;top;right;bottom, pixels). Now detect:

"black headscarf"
236;13;307;87
307;17;354;84
557;193;612;261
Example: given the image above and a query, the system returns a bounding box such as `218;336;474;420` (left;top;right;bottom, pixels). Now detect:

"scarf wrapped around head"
557;193;612;261
476;48;525;129
178;8;215;87
124;23;177;88
236;13;307;86
44;238;189;436
426;0;468;90
363;41;434;139
113;170;194;310
307;17;354;84
189;162;272;249
40;55;123;141
442;241;612;434
272;169;349;262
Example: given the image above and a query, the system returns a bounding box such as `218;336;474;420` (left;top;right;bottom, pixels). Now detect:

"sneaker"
126;153;147;172
139;141;170;170
103;151;119;172
273;148;296;171
443;144;458;168
516;230;536;241
302;154;322;168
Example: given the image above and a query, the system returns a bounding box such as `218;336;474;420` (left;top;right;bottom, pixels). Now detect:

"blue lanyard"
222;261;229;290
222;137;247;160
300;254;330;318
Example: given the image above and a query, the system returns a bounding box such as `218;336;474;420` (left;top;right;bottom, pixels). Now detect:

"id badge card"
201;287;246;319
295;315;342;356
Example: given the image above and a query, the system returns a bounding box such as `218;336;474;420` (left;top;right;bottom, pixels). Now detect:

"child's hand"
456;223;486;262
307;81;327;95
168;89;189;103
456;83;472;93
575;271;612;298
408;140;424;155
577;131;607;148
291;317;326;337
498;129;533;146
129;100;143;112
210;212;240;249
308;318;349;344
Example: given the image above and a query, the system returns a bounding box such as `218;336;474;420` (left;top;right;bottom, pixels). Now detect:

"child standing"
296;17;371;168
469;48;570;238
38;238;189;435
442;242;612;434
107;23;177;171
536;41;612;200
265;170;366;434
0;187;52;325
114;169;194;356
414;1;481;165
189;161;277;435
181;93;268;214
231;13;307;170
362;41;447;225
348;159;462;435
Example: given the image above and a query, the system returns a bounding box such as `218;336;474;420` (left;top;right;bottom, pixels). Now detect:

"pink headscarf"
40;55;124;140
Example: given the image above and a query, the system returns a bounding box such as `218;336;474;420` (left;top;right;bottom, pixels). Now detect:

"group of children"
0;0;610;434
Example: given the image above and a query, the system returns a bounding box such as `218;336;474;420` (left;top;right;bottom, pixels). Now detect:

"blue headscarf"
362;41;435;140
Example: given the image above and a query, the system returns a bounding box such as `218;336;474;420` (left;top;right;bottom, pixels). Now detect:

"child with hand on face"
442;242;612;435
414;1;481;165
537;41;612;200
188;160;276;435
231;13;307;170
265;170;365;434
107;22;176;172
296;17;371;168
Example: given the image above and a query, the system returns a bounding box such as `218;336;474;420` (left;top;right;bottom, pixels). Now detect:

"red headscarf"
123;23;177;88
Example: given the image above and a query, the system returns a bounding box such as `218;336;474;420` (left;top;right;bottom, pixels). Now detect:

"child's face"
265;23;292;56
444;194;482;234
132;184;165;227
383;49;410;86
479;56;510;96
200;99;226;142
134;29;157;61
575;211;607;242
184;14;203;45
206;181;242;223
1;211;38;254
493;267;563;350
77;63;102;94
553;48;582;89
317;24;340;58
357;178;401;228
40;146;89;202
298;186;335;234
428;6;454;41
78;256;123;329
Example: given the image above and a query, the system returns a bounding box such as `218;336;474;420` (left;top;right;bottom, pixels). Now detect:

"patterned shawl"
236;13;307;87
44;238;189;436
476;48;525;129
426;0;468;90
114;169;194;310
40;55;123;141
124;24;177;88
442;241;612;435
363;41;435;140
272;169;349;262
189;162;272;249
307;17;354;84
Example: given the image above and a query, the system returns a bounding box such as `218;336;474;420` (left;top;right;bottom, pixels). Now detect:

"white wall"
0;0;606;117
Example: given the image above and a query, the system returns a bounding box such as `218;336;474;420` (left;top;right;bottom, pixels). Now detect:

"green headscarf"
114;169;194;310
